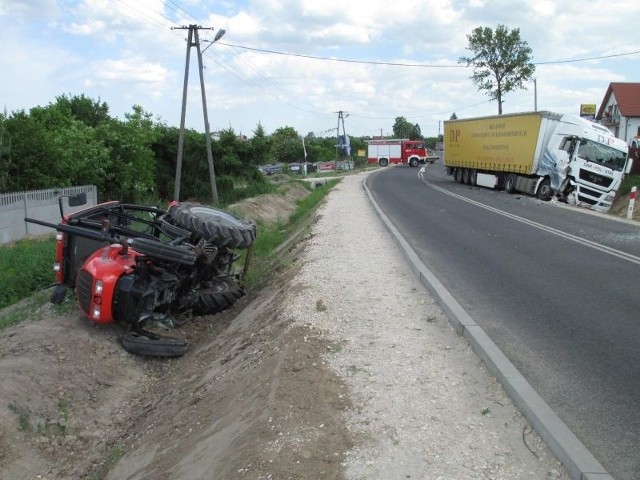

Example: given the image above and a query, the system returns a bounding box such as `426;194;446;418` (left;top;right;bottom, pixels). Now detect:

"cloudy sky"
1;0;638;138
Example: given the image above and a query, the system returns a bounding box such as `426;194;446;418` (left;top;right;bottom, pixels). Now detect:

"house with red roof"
596;82;640;144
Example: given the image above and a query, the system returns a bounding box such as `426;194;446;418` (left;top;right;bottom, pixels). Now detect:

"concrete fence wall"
0;185;98;244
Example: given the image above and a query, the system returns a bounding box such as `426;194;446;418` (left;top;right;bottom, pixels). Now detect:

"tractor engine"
76;243;182;327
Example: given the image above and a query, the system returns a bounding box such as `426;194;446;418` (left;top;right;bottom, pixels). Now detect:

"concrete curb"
362;174;613;480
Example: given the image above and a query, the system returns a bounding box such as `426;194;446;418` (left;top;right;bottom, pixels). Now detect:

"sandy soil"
3;171;624;479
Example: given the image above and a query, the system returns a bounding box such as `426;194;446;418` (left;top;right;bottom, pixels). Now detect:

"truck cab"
554;117;629;211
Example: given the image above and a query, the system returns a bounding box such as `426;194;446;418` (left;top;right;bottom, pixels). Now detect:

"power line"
534;50;640;65
217;42;460;68
217;42;640;68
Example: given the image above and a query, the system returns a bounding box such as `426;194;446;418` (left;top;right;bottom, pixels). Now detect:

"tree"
392;117;422;140
270;126;303;164
249;122;272;166
458;25;535;115
54;94;110;127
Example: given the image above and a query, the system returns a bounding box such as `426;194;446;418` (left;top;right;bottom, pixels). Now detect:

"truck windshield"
577;139;627;171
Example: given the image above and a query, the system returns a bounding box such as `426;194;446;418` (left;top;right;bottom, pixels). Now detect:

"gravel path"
282;171;570;479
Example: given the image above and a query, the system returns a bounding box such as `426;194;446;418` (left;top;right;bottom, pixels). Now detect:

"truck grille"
76;269;93;316
578;170;612;188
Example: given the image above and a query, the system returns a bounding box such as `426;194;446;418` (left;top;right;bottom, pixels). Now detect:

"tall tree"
458;25;535;115
54;94;110;127
270;126;303;164
392;117;422;140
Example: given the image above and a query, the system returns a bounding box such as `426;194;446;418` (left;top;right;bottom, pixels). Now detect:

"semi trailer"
443;111;631;211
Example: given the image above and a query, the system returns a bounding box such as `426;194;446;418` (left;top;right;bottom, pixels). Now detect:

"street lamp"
202;29;226;54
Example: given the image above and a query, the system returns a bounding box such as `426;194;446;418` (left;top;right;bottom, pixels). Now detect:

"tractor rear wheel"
168;203;256;248
192;277;244;315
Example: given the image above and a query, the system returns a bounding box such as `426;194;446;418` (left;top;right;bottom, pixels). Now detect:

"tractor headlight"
56;232;64;241
53;262;61;272
92;305;101;320
95;279;104;295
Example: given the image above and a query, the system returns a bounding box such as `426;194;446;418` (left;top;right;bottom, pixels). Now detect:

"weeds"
57;393;70;435
8;403;32;431
346;365;366;375
0;238;56;311
0;291;50;331
618;174;640;196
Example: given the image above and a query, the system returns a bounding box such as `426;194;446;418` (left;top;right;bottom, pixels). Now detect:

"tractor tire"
192;277;244;315
129;237;196;266
168;203;256;249
121;331;189;357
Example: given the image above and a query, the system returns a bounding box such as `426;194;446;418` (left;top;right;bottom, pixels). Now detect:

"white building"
596;82;640;144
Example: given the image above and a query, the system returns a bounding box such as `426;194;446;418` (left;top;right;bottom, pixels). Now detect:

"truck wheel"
505;174;517;193
409;158;418;168
470;169;477;186
379;158;389;167
168;203;256;249
537;178;553;201
191;277;244;315
121;331;189;357
129;237;197;265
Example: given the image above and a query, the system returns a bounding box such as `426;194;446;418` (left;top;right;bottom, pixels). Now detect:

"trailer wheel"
470;169;477;186
168;203;256;249
379;158;389;167
454;168;463;183
505;174;517;193
462;168;471;185
537;178;553;201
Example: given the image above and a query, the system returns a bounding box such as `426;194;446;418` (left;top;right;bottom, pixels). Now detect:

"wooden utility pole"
172;24;221;203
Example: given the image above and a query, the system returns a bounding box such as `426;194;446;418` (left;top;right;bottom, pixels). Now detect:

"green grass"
0;238;56;310
242;178;340;290
619;174;640;196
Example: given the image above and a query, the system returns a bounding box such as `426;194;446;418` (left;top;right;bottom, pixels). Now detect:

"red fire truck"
366;138;432;167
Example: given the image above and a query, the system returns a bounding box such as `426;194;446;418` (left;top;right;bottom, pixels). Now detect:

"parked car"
259;164;283;175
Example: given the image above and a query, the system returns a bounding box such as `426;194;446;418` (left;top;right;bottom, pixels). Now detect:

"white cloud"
0;0;639;136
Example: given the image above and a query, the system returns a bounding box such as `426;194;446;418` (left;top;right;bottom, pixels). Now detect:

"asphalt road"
367;162;640;480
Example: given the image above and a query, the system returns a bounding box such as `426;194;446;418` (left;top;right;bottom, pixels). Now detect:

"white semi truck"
443;111;631;212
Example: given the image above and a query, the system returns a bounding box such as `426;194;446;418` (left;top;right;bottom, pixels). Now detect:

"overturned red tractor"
26;194;256;357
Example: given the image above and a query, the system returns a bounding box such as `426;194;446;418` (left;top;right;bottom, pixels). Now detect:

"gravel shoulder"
281;171;569;479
